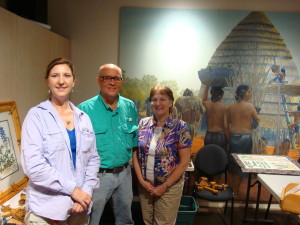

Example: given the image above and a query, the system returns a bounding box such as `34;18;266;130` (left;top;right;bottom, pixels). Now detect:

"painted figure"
227;84;260;195
21;58;100;225
286;104;300;145
278;138;290;156
202;85;229;151
270;64;287;84
78;64;138;225
254;136;268;154
174;88;205;138
133;85;192;225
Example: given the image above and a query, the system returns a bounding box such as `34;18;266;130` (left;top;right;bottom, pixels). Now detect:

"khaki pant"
138;180;184;225
24;211;89;225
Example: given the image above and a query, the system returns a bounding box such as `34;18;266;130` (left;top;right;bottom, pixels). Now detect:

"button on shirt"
78;94;138;169
21;100;100;220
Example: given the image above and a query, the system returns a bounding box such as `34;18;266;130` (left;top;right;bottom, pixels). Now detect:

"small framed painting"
0;101;27;204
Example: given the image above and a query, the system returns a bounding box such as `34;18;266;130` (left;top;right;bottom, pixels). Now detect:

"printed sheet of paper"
237;154;300;171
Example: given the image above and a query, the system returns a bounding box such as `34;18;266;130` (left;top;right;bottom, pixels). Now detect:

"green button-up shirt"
78;94;138;169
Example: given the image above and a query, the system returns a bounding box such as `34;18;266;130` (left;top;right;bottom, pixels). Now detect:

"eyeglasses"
99;76;123;83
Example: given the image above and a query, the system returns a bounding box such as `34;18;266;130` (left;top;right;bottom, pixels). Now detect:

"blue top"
67;128;76;168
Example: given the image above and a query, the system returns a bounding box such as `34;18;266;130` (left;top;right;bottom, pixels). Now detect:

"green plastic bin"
175;195;199;225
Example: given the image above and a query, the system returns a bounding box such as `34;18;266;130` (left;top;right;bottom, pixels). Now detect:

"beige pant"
24;211;89;225
138;180;184;225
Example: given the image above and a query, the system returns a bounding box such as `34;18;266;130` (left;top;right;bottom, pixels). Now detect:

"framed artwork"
0;101;27;204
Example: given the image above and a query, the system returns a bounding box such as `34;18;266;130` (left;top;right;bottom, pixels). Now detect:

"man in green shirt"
78;64;138;225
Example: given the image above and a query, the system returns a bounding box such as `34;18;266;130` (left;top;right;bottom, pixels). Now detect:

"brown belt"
99;163;129;174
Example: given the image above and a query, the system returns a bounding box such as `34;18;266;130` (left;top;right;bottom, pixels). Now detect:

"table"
257;174;300;202
231;154;300;223
257;174;300;221
1;190;25;225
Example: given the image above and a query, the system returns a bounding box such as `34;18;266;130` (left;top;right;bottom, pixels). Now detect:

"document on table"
238;154;300;171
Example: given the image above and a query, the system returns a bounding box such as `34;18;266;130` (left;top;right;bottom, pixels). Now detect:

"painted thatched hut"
199;11;300;149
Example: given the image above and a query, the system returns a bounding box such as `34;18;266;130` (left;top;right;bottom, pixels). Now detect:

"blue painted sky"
119;8;300;91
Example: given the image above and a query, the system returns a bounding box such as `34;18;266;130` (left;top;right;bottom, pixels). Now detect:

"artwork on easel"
0;119;19;179
0;101;27;204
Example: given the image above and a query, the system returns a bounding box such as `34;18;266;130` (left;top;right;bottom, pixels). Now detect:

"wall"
0;7;70;121
47;0;300;105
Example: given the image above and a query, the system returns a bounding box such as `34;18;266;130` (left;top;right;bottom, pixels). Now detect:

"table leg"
265;194;273;220
242;174;274;224
255;181;262;220
243;173;252;221
186;171;196;195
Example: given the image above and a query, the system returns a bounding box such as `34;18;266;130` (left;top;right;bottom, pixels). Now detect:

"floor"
100;176;300;225
194;205;299;225
193;176;299;225
100;202;299;225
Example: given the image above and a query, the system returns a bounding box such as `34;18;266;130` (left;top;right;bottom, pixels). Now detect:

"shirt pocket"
80;128;94;153
79;128;95;167
43;130;66;164
121;124;138;149
94;126;109;148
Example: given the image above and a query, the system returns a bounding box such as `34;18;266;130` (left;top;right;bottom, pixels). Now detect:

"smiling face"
96;64;123;101
46;63;74;103
151;92;173;119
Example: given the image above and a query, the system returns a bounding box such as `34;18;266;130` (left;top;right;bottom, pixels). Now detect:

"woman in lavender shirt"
21;58;100;225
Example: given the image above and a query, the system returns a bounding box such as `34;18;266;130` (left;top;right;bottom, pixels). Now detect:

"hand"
71;202;85;214
71;187;92;211
150;183;167;197
141;180;155;193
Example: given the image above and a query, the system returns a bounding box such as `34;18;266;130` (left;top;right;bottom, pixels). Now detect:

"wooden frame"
0;101;27;204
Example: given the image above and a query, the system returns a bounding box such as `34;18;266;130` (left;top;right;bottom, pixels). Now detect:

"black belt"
99;163;129;174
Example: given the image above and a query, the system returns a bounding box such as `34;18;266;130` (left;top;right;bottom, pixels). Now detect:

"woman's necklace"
51;102;73;126
66;112;73;126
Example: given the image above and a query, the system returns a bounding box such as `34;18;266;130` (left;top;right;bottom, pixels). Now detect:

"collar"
149;115;175;130
38;100;84;118
98;93;120;111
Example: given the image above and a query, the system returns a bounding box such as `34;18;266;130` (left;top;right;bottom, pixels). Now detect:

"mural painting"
119;8;300;158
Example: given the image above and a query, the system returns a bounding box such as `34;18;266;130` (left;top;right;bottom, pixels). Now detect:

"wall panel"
0;8;18;101
0;7;70;121
16;16;50;117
